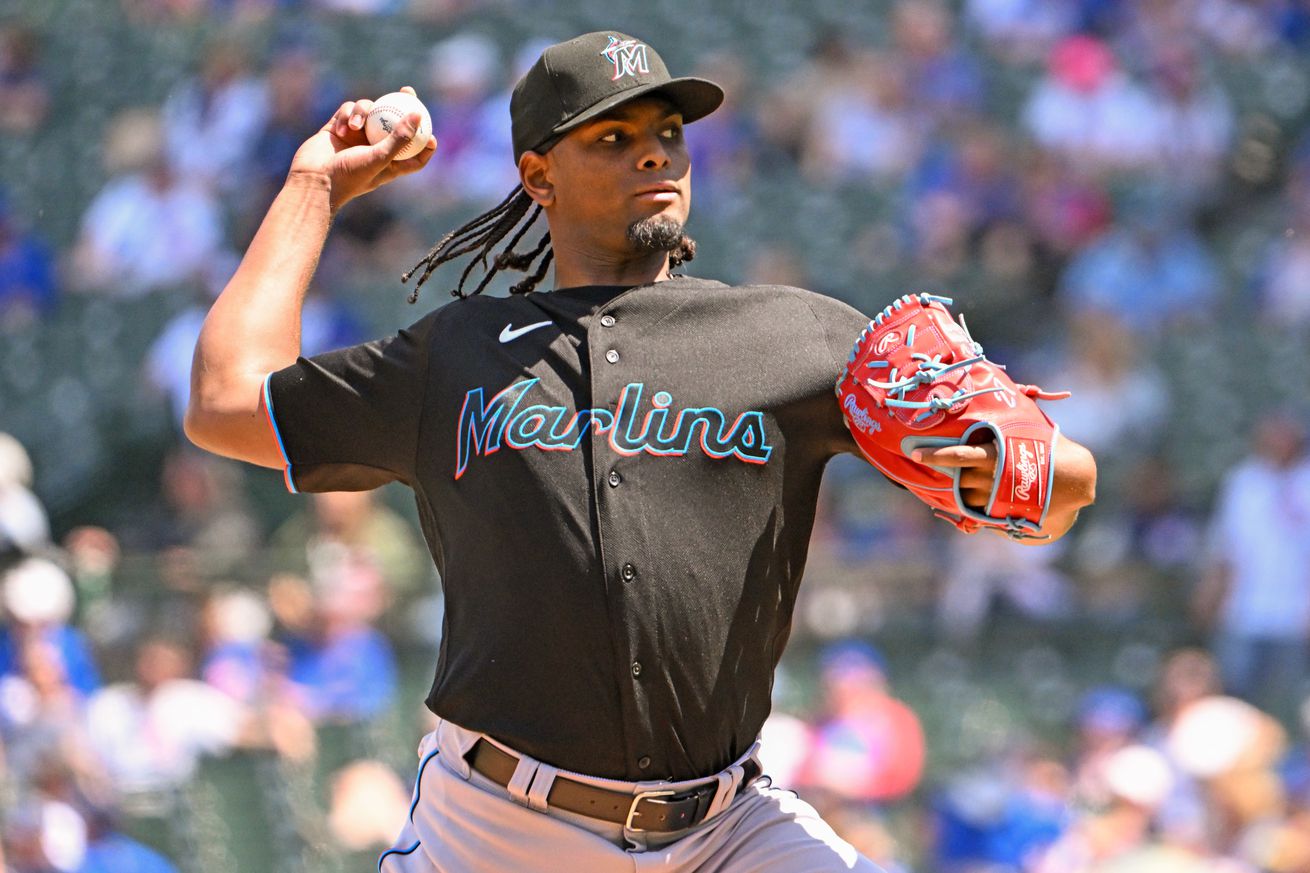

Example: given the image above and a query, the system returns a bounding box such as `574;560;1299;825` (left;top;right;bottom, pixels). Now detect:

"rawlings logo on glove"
835;293;1069;540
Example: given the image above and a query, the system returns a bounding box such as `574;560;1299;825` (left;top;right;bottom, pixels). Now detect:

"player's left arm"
913;436;1097;544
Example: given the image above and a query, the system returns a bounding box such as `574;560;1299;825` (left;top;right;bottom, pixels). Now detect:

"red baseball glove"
836;293;1069;540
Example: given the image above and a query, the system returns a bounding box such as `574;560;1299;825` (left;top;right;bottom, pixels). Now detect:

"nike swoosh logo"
498;321;553;343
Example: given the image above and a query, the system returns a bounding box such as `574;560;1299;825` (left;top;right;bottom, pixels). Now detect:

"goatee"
627;215;687;253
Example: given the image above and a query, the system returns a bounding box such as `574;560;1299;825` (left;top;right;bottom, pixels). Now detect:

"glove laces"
863;295;1006;422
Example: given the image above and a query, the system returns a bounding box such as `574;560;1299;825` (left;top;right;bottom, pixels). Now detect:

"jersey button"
600;314;616;328
631;660;642;678
621;562;636;581
637;755;651;770
608;470;621;487
605;349;620;364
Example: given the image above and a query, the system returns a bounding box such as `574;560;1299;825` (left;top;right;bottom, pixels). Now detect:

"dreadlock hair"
402;185;698;303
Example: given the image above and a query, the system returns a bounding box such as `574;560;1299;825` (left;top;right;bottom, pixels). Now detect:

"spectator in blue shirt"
78;804;179;873
0;191;55;327
1059;209;1220;333
0;559;101;697
278;560;397;724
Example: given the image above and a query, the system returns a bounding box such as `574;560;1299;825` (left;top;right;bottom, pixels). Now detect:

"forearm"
186;172;332;462
1020;435;1097;545
1027;505;1081;544
195;171;331;396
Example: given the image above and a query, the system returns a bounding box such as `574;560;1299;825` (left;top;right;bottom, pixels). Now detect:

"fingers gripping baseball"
291;87;436;212
371;110;425;161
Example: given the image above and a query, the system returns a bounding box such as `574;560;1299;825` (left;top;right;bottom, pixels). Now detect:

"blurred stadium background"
3;0;1310;870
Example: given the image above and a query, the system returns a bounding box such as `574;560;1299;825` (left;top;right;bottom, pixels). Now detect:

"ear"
518;151;554;208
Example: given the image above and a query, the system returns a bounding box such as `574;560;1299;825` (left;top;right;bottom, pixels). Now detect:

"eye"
599;130;623;143
661;124;683;140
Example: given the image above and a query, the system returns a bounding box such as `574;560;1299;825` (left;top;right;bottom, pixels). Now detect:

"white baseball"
364;91;433;161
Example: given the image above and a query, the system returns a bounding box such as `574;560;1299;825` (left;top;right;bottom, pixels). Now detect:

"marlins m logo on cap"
509;31;724;160
600;35;650;81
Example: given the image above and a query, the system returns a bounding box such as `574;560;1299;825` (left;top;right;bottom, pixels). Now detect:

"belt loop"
704;762;744;821
506;755;539;806
436;718;477;779
526;763;558;812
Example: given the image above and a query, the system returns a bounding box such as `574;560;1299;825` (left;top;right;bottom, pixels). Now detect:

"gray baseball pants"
379;717;883;872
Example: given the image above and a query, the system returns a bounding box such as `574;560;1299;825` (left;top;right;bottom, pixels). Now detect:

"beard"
627;215;686;253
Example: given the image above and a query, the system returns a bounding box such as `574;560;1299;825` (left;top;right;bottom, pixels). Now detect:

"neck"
548;234;672;290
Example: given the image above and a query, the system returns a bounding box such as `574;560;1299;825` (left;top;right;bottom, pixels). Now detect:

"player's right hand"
288;85;437;213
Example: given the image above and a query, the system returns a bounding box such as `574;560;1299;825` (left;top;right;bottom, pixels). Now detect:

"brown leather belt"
466;739;762;833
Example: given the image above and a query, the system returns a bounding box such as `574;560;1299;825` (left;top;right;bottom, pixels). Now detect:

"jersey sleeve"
804;291;872;375
800;290;871;458
264;313;436;493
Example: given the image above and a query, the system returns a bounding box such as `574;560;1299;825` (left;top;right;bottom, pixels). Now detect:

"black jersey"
265;276;869;781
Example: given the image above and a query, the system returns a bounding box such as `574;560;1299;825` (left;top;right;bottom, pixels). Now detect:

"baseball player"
185;31;1097;873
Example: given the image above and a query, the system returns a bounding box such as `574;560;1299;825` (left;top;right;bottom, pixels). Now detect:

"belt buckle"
624;788;678;832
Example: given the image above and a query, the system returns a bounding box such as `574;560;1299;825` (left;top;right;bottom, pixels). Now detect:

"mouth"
634;183;681;203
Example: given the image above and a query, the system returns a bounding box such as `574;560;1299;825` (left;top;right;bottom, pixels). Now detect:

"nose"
636;132;673;171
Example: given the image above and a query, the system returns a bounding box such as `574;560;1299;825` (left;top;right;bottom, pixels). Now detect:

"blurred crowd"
4;0;1310;870
1;434;439;871
759;641;1310;873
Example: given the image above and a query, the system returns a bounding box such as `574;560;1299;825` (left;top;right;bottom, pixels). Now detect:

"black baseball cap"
510;31;724;162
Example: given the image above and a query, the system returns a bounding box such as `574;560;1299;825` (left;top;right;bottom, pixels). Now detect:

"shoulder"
1217;461;1270;501
692;281;870;371
1226;460;1266;484
727;282;866;318
685;278;868;319
87;683;136;714
420;293;542;331
745;284;870;350
393;296;511;352
715;283;871;390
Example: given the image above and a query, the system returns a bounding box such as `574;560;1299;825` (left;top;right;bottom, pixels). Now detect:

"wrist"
285;169;333;192
284;169;345;217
